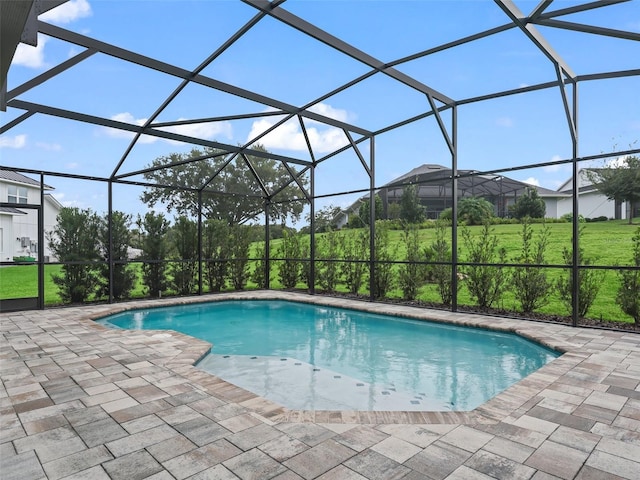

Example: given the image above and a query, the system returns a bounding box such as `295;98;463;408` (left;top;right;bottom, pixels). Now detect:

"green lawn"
1;220;637;324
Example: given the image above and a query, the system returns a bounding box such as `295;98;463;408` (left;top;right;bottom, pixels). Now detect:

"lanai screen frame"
1;0;639;326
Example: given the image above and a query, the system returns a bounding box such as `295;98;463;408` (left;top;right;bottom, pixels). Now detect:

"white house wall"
0;214;15;261
0;179;60;262
43;196;59;261
556;191;622;220
543;198;558;218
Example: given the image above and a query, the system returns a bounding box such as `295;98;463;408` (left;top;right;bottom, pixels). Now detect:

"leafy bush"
202;219;230;292
585;216;608;223
430;221;457;305
397;224;429;300
560;213;585;223
387;203;401;220
439;207;452;221
616;228;640;325
340;230;368;294
358;194;383;225
277;229;303;289
509;188;546;219
317;231;341;293
462;222;508;310
169;216;198;295
299;238;314;290
48;207;101;303
139;212;170;297
369;222;396;298
250;241;270;289
511;219;552;313
346;216;365;229
228;225;251;290
98;211;136;300
458;197;494;225
556;228;605;317
399;184;425;224
439;197;494;225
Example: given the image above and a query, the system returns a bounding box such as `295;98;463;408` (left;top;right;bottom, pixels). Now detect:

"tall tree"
585;155;640;224
141;145;307;225
47;207;101;303
399;184;425;224
98;211;136;300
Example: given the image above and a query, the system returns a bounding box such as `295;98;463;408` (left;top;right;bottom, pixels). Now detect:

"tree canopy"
458;197;494;225
399;184;425;224
509;187;546;219
586;155;640;224
141;145;308;225
358;194;383;226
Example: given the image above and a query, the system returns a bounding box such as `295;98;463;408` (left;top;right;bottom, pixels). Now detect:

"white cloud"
36;141;62;151
159;120;233;142
0;134;27;149
52;192;84;208
13;35;48;68
40;0;92;24
523;177;540;186
103;112;155;144
246;117;349;154
103;112;231;145
66;162;79;169
246;104;353;154
12;2;90;69
542;155;566;172
307;103;351;123
496;117;514;128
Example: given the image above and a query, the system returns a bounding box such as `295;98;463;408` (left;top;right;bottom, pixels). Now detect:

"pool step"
197;354;448;411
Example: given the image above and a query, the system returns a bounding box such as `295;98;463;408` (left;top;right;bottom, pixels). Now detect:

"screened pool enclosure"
1;0;639;327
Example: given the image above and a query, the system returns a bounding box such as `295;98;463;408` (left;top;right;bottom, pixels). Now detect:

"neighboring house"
0;169;62;262
556;169;636;220
337;164;569;226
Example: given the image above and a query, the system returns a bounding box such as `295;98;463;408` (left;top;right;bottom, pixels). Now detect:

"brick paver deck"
2;291;639;479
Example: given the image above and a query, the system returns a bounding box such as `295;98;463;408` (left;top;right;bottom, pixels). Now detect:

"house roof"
44;193;63;210
383;164;564;197
0;169;54;190
344;164;568;213
0;206;27;215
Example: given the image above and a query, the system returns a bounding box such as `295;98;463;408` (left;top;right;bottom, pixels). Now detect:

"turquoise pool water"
98;300;558;411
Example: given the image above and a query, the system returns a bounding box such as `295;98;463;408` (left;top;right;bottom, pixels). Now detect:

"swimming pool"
98;300;558;411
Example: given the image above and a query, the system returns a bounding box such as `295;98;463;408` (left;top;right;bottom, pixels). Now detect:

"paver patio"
1;291;639;479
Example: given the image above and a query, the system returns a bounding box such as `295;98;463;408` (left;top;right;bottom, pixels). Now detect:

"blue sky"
1;0;639;224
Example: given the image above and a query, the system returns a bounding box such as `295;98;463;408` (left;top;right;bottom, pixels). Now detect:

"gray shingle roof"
0;206;27;214
0;169;53;189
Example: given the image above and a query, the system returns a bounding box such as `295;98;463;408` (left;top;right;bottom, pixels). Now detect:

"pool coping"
76;290;606;425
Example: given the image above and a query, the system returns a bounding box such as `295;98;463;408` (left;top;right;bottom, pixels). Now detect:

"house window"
7;186;28;204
